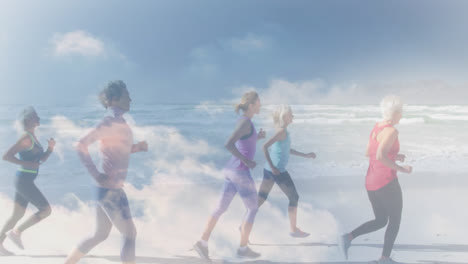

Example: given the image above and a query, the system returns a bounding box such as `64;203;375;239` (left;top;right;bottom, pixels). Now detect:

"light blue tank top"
265;129;291;172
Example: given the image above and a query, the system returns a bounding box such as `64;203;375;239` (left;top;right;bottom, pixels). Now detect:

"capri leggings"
211;169;258;223
258;169;299;207
78;187;136;262
0;171;51;243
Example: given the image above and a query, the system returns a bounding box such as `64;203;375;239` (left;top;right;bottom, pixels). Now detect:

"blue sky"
1;0;468;105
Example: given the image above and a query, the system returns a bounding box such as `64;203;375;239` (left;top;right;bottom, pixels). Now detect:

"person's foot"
377;257;402;264
237;246;260;259
338;233;351;260
7;231;24;250
193;241;211;262
0;245;14;256
290;227;310;238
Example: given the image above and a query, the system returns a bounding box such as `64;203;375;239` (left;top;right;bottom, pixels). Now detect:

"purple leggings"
212;169;258;223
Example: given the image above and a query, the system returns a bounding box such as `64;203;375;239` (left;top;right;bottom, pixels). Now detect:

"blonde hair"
99;80;127;109
18;106;37;129
273;104;292;128
380;95;403;121
234;91;259;114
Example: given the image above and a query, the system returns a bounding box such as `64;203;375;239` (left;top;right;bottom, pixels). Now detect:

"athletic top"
365;123;400;191
265;129;291;173
225;116;257;171
77;107;134;189
18;132;44;174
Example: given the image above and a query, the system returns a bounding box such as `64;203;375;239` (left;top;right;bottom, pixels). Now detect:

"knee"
374;217;388;228
289;193;299;207
212;205;228;219
94;229;111;242
258;191;269;201
246;205;258;223
37;206;52;219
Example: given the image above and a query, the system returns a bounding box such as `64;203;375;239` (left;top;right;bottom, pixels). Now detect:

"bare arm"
262;128;286;174
3;135;39;168
131;141;148;153
376;128;409;173
76;124;106;181
39;138;56;163
290;148;316;158
225;118;254;168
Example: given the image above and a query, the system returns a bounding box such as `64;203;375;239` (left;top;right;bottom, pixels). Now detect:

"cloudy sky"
1;0;468;105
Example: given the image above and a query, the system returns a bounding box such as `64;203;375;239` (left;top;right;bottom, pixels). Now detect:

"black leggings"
258;169;299;208
351;178;403;258
0;172;51;243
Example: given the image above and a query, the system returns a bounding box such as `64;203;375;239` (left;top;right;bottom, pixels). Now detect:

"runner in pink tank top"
339;96;412;264
365;123;400;191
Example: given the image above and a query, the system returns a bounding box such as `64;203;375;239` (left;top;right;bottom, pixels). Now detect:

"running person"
259;104;316;238
0;107;55;255
339;96;412;264
194;91;266;261
65;80;148;264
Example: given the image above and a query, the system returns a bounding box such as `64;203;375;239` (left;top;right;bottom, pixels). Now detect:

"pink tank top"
225;116;257;171
365;123;400;191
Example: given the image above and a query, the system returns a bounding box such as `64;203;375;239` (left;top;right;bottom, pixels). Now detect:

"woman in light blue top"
259;104;316;238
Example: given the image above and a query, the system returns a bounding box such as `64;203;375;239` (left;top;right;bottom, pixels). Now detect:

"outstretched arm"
290;148;316;159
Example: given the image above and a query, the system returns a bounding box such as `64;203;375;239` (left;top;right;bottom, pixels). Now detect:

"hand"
271;167;281;175
400;165;412;174
305;152;316;159
257;129;266;140
47;138;56;150
136;141;148;152
244;159;257;169
396;154;405;162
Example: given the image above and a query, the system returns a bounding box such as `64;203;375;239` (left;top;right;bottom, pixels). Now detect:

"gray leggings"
0;172;51;243
77;187;136;262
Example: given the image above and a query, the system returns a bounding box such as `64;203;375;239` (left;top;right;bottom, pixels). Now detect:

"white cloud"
231;78;468;105
51;30;105;57
227;33;271;53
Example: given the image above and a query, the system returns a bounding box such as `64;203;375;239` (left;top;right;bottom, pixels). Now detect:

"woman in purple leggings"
194;91;265;261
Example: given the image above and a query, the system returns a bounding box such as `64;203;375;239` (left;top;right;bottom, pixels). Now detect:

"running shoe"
0;245;13;256
290;228;310;238
7;231;24;250
237;246;260;259
338;233;351;260
377;257;403;264
193;241;211;262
